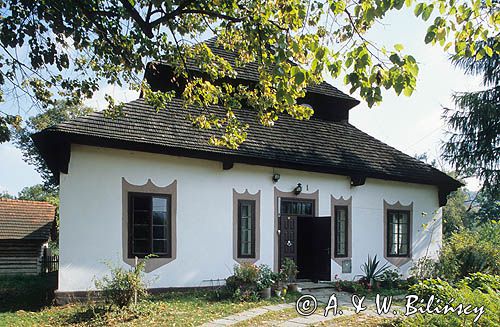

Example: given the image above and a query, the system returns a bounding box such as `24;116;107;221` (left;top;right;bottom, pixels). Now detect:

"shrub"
397;276;418;290
257;264;275;290
281;258;298;283
408;278;456;303
458;272;500;293
234;262;260;283
357;255;389;286
439;226;499;281
409;257;439;280
332;279;367;294
401;282;499;327
225;263;260;302
94;259;149;308
379;268;402;289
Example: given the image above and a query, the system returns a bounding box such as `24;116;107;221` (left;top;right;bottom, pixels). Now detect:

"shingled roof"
176;38;360;105
32;98;462;205
0;199;55;240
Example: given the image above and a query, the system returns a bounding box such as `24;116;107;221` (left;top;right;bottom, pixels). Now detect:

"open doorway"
278;198;331;282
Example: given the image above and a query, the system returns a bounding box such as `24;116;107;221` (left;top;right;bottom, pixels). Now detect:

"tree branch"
150;0;196;28
119;0;154;37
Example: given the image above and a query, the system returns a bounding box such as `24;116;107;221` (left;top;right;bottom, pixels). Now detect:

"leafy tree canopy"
17;184;58;202
12;101;93;190
0;190;15;199
0;0;498;148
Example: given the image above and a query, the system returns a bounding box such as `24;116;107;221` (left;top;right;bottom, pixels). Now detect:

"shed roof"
0;199;55;240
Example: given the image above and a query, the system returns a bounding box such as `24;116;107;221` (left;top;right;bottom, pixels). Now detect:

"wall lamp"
272;173;281;183
294;183;302;195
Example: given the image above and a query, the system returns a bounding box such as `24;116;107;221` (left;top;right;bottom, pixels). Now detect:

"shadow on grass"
0;272;57;312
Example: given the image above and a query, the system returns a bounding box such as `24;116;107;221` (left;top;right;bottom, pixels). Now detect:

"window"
280;199;314;216
387;210;410;257
129;193;171;258
334;206;348;257
238;200;255;258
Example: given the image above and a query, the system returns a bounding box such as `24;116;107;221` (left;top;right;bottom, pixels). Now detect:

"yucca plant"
357;255;390;287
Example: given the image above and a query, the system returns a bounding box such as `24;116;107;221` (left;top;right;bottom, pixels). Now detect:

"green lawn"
0;276;299;327
0;273;57;313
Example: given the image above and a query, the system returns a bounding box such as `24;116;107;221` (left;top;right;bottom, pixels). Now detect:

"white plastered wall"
58;144;442;292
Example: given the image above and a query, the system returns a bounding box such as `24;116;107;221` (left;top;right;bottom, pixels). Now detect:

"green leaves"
292;69;305;85
424;31;436;44
0;0;497;149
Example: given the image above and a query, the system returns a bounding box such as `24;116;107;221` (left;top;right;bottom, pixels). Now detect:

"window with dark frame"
237;200;256;258
129;193;171;258
387;210;410;257
334;206;348;257
280;199;314;217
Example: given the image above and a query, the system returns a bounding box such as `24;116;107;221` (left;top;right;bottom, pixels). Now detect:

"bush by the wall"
94;259;149;308
225;263;261;302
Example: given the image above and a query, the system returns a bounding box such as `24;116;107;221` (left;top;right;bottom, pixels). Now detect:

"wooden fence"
41;255;59;274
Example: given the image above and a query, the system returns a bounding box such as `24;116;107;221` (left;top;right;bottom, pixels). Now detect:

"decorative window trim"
233;189;260;264
122;178;177;273
273;187;319;272
383;200;413;267
331;196;352;266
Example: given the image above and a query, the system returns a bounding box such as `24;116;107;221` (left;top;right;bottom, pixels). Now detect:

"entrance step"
297;281;335;291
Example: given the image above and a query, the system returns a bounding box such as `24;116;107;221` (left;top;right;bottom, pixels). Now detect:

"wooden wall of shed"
0;240;44;275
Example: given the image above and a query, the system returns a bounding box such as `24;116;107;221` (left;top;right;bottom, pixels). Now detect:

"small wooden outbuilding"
0;199;55;275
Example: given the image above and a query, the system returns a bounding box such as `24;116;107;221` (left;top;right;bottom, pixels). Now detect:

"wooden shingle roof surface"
0;199;55;240
178;38;359;103
39;98;460;189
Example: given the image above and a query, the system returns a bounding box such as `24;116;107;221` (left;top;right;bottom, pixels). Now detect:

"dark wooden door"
279;215;297;266
313;217;331;281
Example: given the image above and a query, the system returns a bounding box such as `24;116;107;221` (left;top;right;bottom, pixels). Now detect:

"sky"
0;8;483;195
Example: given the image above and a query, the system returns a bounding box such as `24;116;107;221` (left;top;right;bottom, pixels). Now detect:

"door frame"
273;187;319;272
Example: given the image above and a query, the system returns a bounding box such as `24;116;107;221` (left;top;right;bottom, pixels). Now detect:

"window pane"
387;210;410;256
390;243;397;255
134;210;149;225
153;226;167;239
153;240;168;253
242;204;250;218
153;197;167;212
153;211;167;225
130;194;172;258
134;225;149;239
134;196;150;211
399;243;408;255
134;240;149;254
238;201;255;257
335;207;348;256
305;203;313;215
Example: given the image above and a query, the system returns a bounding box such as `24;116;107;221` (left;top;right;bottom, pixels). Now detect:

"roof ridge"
0;198;55;206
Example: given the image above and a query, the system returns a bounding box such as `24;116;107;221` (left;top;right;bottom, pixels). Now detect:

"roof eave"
34;130;462;205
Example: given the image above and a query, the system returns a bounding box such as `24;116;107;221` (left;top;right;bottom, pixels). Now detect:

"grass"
0;273;57;312
313;314;402;327
232;306;402;326
234;307;299;326
0;284;300;327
